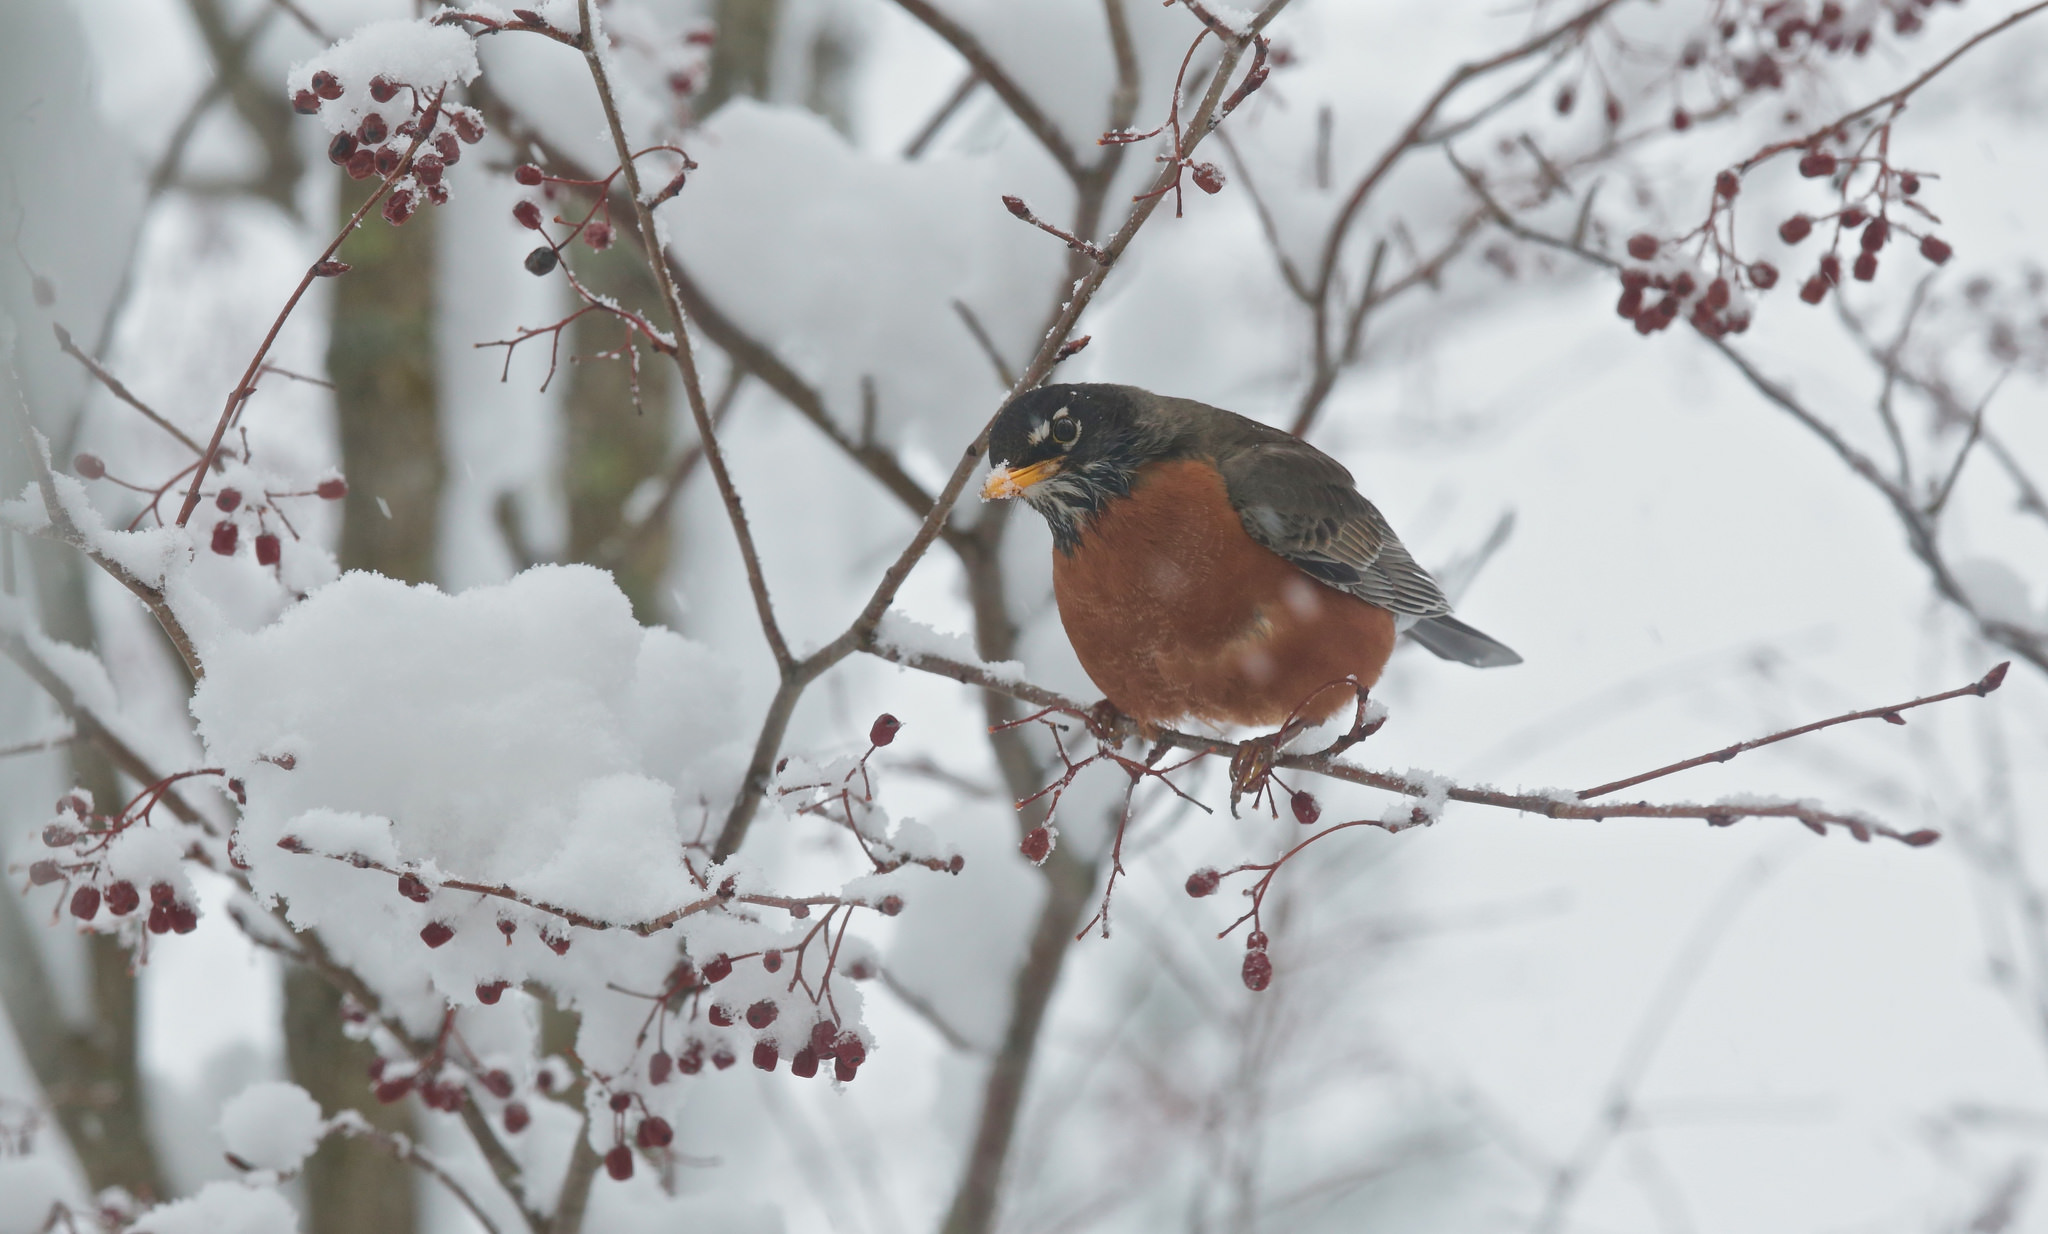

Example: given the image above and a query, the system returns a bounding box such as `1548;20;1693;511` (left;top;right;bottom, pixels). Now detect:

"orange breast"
1051;459;1396;728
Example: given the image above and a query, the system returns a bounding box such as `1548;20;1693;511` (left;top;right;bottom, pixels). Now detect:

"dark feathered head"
981;384;1169;550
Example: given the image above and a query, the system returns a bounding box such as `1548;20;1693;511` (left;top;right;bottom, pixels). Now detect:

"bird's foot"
1228;735;1280;819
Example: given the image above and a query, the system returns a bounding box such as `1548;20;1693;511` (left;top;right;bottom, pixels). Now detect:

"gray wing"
1216;439;1452;619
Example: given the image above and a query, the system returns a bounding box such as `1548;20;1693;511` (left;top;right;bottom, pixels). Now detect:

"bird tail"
1408;614;1522;668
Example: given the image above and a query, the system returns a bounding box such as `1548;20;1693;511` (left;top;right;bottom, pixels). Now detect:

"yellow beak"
981;457;1063;500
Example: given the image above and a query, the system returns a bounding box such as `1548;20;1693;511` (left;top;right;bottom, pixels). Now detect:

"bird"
980;383;1519;730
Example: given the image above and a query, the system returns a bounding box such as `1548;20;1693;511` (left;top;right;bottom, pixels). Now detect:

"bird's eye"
1051;417;1079;445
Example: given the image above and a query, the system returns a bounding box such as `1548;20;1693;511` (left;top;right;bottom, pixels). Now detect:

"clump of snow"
287;19;480;137
875;609;1025;683
130;1182;299;1234
218;1082;327;1173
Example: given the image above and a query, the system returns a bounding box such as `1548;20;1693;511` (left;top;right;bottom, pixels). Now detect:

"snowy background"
3;0;2047;1231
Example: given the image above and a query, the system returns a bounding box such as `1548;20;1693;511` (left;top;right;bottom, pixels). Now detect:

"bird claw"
1228;736;1279;818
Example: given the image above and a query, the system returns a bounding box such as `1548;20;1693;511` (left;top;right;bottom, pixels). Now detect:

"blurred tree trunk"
0;539;168;1203
284;173;444;1234
704;0;779;111
563;244;671;621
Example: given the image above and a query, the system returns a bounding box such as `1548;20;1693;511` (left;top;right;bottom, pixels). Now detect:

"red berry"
28;860;61;886
1779;214;1813;244
1246;930;1269;951
762;949;783;973
1019;826;1052;865
515;164;545;186
293;90;321;115
712;1048;736;1071
835;1055;861;1082
397;873;431;903
605;1145;634;1181
649;1052;673;1085
1242;950;1273;992
746;1000;778;1029
383;190;416;226
703;954;732;982
752;1042;778;1072
147;904;172;934
454;110;486;143
346;150;376;180
73;453;105;480
1799;275;1828;304
948;854;965;874
1798;150;1838;178
1840;207;1866;229
1899;172;1920;194
311;71;342;100
498;918;517;940
609;1091;632;1113
1603;95;1622;124
811;1021;838;1055
513;200;544;230
833;1034;865;1067
1616;287;1644;320
545;932;571;956
637;1116;673;1147
1920;235;1952;265
869;714;901;747
482;1070;514;1099
1554;84;1575;115
1715;170;1740;199
1749;261;1779;289
433;132;461;165
420;921;454;948
1290;790;1320;825
1670;107;1691;131
476;981;507;1004
678;1043;705;1075
43;824;75;848
1185;869;1220;898
790;1048;820;1079
374;1077;414;1103
215;487;242;512
373;146;402;179
369;75;398;103
524;246;559;276
1703;277;1730;310
503;1102;531;1133
413;154;445;187
358;114;388;145
878;895;903;917
1853;251;1878;281
708;1004;734;1027
70;885;100;920
583;220;613;251
1626;233;1658;261
105;881;139;915
1861;218;1889;251
315;477;347;500
1190;162;1225;194
211;521;239;556
150;881;175;906
255;533;281;566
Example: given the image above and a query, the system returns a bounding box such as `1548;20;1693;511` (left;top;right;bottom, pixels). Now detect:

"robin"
980;383;1519;729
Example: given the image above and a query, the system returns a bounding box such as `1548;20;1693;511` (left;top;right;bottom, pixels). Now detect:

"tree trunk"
282;170;444;1234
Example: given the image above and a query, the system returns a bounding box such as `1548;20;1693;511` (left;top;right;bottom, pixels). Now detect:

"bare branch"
890;0;1087;181
52;324;205;457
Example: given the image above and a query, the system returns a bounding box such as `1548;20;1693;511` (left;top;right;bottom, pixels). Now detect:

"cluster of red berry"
27;793;201;936
295;68;486;225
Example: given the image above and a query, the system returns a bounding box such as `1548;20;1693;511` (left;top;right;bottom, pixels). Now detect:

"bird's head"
981;384;1162;548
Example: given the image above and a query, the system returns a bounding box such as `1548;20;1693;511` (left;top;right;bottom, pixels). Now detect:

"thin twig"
52;325;205;456
951;300;1018;389
174;90;448;527
903;69;982;160
890;0;1087;181
577;2;793;671
1578;662;2009;799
